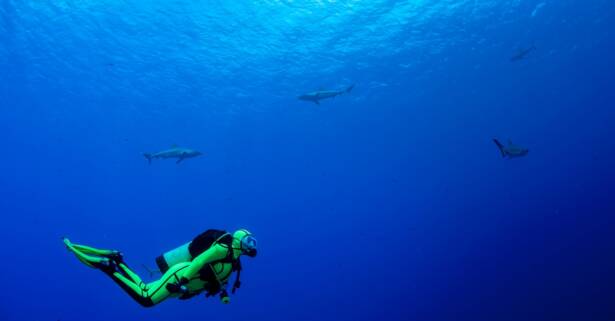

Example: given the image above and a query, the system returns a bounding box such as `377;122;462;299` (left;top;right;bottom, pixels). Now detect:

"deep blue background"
1;1;615;320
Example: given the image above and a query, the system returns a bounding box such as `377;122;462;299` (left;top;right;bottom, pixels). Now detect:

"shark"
298;84;354;105
493;139;529;159
510;45;536;62
143;145;203;164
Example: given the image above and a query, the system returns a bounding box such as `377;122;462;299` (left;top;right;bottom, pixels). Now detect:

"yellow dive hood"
232;229;257;258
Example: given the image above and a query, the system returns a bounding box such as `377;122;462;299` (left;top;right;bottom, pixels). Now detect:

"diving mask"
241;235;258;257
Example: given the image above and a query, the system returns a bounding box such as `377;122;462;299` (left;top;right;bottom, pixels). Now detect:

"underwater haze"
1;0;615;320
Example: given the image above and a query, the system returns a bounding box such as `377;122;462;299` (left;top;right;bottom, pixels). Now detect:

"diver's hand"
166;283;188;294
166;279;189;294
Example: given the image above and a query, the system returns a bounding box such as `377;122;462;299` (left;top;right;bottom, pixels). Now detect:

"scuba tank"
155;242;192;273
155;229;229;273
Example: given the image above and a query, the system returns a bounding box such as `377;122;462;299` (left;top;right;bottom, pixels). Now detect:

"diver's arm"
180;244;228;281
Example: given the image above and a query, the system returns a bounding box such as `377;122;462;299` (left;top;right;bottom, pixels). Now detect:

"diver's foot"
94;258;118;274
107;251;124;264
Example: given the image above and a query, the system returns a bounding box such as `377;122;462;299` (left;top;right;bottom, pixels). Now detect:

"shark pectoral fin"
314;100;320;105
493;139;506;157
176;153;187;164
143;153;152;165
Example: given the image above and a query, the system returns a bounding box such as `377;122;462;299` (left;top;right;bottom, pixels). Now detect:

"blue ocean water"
1;0;615;320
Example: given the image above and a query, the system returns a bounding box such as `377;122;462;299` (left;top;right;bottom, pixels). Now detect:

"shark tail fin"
346;84;355;93
143;153;152;165
493;139;506;158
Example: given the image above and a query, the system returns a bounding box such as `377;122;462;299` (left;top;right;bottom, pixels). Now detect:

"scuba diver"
63;229;257;307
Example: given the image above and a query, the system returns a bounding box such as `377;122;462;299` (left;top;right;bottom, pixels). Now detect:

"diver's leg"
65;242;157;307
64;238;188;307
117;263;144;284
109;271;156;307
147;263;193;304
103;263;190;307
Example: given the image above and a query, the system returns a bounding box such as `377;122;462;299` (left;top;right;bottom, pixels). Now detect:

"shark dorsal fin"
171;144;178;148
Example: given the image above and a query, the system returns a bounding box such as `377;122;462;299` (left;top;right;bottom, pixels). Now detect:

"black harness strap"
231;259;242;294
200;237;244;297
